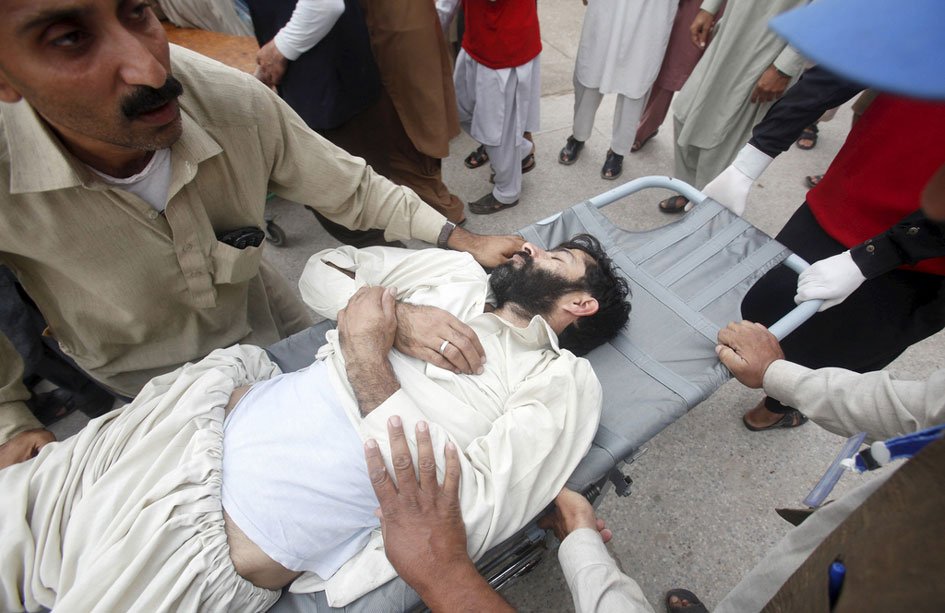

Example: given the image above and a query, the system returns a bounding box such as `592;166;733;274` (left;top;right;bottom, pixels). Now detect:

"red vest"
461;0;541;69
808;95;945;276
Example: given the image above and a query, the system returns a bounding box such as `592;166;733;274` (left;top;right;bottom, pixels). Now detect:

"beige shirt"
0;45;446;443
764;360;945;442
295;246;602;606
559;528;655;613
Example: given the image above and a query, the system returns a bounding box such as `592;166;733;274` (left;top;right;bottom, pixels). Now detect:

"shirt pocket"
211;240;263;285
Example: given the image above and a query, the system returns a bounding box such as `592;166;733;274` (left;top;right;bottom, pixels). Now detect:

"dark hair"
555;234;631;356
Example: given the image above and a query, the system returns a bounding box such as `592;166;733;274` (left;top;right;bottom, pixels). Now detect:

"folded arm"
358;356;602;557
301;246;488;373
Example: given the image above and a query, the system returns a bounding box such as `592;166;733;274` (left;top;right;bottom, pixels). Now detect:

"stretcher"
265;177;819;613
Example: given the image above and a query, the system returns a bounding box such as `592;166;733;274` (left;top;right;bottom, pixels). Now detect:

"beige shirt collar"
3;97;222;195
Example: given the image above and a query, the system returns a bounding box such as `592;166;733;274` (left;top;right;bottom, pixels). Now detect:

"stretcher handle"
536;176;823;340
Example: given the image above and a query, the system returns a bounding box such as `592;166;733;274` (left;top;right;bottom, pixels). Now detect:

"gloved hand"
795;251;866;311
703;144;773;216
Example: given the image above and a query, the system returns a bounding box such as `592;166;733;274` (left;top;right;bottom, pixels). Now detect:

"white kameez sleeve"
299;246;488;320
272;0;345;61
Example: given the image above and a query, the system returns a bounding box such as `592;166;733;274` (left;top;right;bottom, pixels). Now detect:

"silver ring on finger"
438;339;450;354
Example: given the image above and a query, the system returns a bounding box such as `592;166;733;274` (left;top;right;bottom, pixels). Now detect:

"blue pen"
828;560;846;609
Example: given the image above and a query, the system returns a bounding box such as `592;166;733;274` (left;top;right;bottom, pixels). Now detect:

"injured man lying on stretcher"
1;235;630;613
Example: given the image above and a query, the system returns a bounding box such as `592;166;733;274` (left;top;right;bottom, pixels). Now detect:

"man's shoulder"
169;44;275;129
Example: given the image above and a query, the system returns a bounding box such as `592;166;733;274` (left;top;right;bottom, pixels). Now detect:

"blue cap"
770;0;945;100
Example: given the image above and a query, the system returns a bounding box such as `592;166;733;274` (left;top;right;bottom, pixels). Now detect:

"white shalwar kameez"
572;0;677;155
454;50;541;205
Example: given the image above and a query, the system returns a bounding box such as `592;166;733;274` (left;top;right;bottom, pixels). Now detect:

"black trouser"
0;267;108;402
742;204;945;414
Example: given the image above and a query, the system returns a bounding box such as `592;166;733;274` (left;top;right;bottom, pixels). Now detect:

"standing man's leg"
602;94;646;180
484;68;523;207
559;79;602;165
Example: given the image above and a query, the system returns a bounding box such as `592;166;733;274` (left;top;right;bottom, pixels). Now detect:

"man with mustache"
0;0;522;469
0;235;631;610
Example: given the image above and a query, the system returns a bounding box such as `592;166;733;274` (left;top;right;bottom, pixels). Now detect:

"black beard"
489;252;583;319
121;76;184;119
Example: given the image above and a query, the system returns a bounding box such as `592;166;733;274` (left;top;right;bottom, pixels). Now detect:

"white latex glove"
702;144;774;216
795;251;867;311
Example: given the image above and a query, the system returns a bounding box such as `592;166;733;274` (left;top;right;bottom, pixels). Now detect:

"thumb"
715;344;743;370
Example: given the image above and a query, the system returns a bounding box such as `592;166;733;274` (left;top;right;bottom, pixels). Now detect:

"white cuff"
731;144;774;181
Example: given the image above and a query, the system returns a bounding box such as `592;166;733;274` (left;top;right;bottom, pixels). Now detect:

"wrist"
445;225;477;253
437;220;457;249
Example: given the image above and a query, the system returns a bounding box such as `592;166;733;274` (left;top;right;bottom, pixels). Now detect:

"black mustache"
121;76;184;119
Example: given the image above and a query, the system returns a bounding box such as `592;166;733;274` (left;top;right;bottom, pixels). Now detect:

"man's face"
489;242;593;318
0;0;183;159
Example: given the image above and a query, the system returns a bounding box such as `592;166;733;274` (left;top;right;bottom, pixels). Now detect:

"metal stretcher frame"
266;178;820;613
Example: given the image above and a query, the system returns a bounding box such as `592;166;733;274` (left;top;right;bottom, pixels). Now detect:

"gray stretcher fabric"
266;198;791;613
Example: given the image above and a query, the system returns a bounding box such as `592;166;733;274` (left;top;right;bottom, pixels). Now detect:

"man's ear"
561;293;598;318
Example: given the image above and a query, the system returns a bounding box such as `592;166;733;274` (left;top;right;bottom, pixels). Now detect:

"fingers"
364;437;397;505
450;321;486;371
715;344;744;370
387;416;419;497
415;421;438;492
382;286;397;319
442;441;462;500
437;340;474;374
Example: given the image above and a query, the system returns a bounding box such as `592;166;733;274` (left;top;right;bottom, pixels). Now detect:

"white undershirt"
88;148;172;212
221;359;380;579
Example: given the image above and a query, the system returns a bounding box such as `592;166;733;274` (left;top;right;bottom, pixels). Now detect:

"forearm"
559;529;656;613
749;65;863;157
0;333;42;444
419;560;514;613
849;211;945;278
273;0;345;60
346;356;400;416
763;360;945;441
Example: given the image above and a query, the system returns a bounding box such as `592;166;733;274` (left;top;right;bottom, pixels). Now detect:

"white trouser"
454;51;541;204
572;79;646;157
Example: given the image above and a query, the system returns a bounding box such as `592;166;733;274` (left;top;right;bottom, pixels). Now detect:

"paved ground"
51;2;941;610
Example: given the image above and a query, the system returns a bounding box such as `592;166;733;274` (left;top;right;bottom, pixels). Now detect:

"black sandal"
743;407;809;431
468;193;519;215
666;589;709;613
796;124;818;150
601;150;623;180
464;145;489;169
658;195;689;214
558;135;585;165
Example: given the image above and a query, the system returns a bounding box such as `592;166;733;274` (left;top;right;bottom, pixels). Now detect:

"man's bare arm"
338;286;401;415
